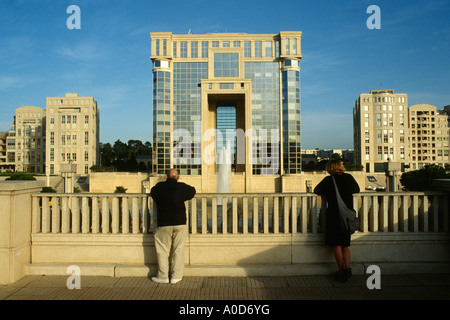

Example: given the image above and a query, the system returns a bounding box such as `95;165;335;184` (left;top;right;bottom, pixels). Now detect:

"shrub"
400;164;450;191
5;172;36;180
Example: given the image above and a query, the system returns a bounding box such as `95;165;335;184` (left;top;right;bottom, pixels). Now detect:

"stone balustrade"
2;184;449;284
31;191;449;235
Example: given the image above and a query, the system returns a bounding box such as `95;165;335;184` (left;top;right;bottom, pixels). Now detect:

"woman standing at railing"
314;159;360;282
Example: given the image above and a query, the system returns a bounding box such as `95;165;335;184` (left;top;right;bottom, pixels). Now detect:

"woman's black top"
313;173;360;247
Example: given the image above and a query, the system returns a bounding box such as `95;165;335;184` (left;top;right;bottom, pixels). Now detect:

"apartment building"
354;89;409;173
409;104;449;169
4;106;47;173
45;93;99;176
354;90;449;172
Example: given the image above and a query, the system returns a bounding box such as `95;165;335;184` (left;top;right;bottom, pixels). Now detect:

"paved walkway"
1;273;450;301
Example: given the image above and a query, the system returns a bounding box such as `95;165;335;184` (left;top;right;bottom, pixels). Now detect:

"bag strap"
332;176;348;209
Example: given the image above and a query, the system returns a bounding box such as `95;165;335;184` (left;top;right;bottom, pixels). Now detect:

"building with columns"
150;31;302;193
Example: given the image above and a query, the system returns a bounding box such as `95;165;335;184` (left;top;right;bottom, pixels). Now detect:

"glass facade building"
150;32;302;190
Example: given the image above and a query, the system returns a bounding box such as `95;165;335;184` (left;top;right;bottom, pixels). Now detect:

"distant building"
0;131;9;172
354;89;409;173
409;104;449;169
354;89;449;173
45;93;99;176
4;106;46;173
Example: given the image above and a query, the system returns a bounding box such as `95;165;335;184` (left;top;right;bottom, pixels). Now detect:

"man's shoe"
151;277;169;284
170;278;182;284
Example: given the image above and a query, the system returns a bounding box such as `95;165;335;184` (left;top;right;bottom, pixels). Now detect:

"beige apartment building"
409;104;449;169
4;106;47;173
354;89;409;173
45;93;99;176
354;90;449;173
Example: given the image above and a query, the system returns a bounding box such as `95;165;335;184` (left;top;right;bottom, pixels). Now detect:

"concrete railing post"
0;181;44;284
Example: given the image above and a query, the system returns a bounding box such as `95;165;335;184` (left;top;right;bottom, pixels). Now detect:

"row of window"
49;132;90;145
48;164;90;175
49;115;90;124
361;96;406;103
48;149;90;162
157;40;280;59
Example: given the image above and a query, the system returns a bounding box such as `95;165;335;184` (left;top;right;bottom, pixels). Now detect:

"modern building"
409;104;449;169
150;31;302;192
4;106;46;173
354;89;409;173
45;93;99;176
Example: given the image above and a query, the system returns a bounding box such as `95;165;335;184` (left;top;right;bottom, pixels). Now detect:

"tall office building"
150;31;302;192
45;93;99;176
409;104;449;169
353;89;409;173
5;106;46;173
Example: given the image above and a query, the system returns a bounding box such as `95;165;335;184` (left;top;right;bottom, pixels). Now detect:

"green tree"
400;164;450;191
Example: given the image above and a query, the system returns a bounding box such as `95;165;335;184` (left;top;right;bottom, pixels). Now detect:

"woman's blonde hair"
326;159;345;175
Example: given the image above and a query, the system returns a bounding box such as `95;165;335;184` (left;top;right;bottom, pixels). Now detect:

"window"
180;41;187;58
191;41;198;58
214;53;239;77
85;115;89;124
201;41;208;58
244;41;251;57
84;132;89;145
265;41;272;57
50;132;54;145
50;148;54;161
84;151;89;161
255;41;262;58
62;115;65;124
72;115;77;124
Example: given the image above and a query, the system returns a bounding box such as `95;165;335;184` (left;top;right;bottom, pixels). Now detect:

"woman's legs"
333;246;351;281
333;246;351;269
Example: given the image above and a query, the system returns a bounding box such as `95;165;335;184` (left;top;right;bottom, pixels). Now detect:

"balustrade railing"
31;191;449;235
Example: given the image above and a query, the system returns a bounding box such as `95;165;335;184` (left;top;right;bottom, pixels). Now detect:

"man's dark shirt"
150;178;196;227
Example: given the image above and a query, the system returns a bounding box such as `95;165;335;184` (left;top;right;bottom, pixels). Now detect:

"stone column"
0;180;44;284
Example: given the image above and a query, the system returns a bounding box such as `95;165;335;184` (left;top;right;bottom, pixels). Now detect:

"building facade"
150;31;302;192
4;106;46;173
409;104;449;169
45;93;99;176
354;90;449;173
354;89;409;173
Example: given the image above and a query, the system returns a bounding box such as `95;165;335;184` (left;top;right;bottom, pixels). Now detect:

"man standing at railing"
150;169;196;284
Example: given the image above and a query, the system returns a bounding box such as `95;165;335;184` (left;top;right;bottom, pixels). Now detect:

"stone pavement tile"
114;276;158;288
246;276;288;288
410;273;450;287
203;276;247;288
377;274;422;287
286;275;334;288
0;285;22;299
77;276;120;288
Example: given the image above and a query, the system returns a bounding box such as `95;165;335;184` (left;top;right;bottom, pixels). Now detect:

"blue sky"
1;0;449;149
